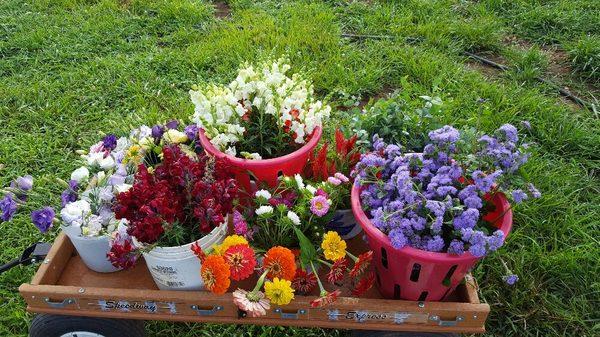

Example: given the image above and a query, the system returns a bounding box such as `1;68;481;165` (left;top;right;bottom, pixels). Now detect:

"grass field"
1;1;598;336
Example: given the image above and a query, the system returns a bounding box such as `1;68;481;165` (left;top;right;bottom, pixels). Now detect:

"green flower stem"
318;259;333;268
346;251;358;262
252;270;269;293
311;261;326;295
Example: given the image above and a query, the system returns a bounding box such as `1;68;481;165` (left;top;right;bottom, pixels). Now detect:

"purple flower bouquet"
351;124;539;300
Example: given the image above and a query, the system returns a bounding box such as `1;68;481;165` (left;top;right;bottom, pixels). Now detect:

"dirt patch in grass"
213;1;231;19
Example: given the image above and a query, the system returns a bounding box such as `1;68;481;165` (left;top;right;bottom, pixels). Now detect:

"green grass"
1;0;599;336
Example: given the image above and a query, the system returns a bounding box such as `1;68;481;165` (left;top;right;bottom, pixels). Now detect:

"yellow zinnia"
321;231;347;261
212;235;248;255
264;277;295;305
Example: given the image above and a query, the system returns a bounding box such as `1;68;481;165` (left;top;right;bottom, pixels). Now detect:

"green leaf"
292;225;318;265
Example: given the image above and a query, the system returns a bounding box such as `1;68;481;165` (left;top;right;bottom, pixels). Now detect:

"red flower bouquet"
108;145;238;269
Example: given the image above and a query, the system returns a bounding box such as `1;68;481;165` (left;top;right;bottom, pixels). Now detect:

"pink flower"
310;195;330;217
327;177;342;185
315;188;328;198
232;289;271;317
334;172;349;183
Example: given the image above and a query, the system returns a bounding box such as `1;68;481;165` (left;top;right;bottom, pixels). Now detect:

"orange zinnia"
263;246;296;281
201;255;231;294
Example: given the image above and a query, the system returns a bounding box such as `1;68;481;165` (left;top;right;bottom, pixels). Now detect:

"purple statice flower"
102;134;118;151
521;121;531;130
503;274;518;285
453;208;480;230
448;240;464;255
61;180;79;207
428;125;459;146
184;124;199;141
389;228;408;249
527;183;541;198
31;207;55;233
0;194;18;222
472;170;502;194
310;195;330;217
165;120;179;129
511;189;528;204
151;125;165;141
498;124;518;143
425;235;445;252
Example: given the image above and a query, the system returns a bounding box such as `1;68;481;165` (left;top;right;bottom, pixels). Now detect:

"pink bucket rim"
198;126;322;167
350;184;513;263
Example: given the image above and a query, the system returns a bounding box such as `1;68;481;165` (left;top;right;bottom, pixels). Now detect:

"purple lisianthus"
184;124;199;141
151;125;165;141
310;195;330;217
165;120;179;129
31;207;55;233
0;194;18;222
511;189;528;204
61;180;79;207
102;134;118;151
503;274;518;285
14;175;34;191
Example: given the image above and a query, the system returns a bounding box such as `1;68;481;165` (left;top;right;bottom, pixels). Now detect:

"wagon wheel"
29;314;145;337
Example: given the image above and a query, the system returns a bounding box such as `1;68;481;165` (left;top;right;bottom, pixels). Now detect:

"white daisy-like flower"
255;205;274;216
255;190;272;200
287;211;301;226
294;174;305;189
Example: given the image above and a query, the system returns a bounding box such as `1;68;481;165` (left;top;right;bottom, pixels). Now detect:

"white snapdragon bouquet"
190;58;331;160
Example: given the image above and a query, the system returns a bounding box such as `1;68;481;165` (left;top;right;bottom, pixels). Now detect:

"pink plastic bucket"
198;127;322;196
351;184;512;301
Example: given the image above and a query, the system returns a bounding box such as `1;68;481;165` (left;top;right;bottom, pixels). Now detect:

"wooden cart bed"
19;233;490;333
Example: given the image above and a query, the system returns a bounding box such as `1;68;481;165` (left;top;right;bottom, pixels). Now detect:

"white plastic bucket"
326;209;363;240
142;220;228;290
61;226;122;273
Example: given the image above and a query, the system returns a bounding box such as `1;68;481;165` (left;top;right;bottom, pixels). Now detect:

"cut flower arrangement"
233;173;351;250
353;124;540;256
190;58;331;160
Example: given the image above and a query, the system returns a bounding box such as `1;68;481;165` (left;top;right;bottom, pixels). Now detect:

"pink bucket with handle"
198;127;322;196
351;184;512;301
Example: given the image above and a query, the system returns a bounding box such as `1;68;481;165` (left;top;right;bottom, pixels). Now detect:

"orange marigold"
201;255;231;294
263;246;296;281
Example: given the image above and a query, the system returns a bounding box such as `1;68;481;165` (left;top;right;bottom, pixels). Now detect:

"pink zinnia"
232;289;271;317
310;195;330;217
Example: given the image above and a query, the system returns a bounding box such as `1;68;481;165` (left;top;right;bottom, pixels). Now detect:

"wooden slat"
30;233;73;285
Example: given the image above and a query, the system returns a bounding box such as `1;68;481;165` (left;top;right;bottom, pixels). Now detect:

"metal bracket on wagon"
428;314;465;326
273;308;306;319
190;305;223;316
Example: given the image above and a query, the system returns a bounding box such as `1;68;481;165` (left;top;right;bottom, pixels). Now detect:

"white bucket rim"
145;220;228;258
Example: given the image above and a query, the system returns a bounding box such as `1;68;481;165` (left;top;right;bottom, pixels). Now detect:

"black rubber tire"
29;314;145;337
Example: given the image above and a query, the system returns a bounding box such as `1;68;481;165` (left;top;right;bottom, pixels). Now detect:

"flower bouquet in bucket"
107;140;239;290
190;58;331;193
352;124;541;301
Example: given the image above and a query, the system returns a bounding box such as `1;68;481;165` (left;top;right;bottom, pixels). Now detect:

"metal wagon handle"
428;314;465;326
273;308;307;319
44;297;75;309
190;305;223;316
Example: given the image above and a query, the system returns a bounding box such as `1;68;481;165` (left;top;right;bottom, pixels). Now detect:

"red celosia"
349;251;373;278
304;129;360;181
326;257;349;284
223;244;257;281
292;269;318;295
351;272;376;297
310;289;342;308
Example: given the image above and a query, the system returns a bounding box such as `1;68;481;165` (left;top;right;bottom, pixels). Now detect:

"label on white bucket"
149;264;186;288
